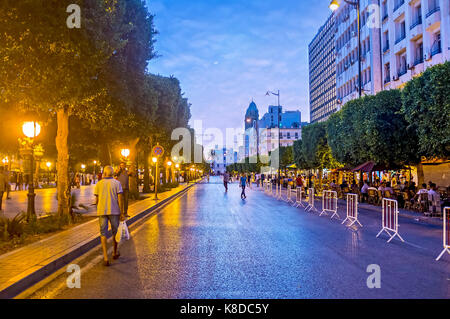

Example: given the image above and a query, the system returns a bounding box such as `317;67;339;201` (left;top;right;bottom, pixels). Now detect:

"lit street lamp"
93;160;98;184
329;0;362;97
22;121;41;220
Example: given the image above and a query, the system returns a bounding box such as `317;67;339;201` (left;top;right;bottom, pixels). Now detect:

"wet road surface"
49;177;449;299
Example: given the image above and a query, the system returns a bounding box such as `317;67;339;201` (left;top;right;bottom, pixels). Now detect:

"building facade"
381;0;450;89
243;101;302;158
309;14;338;123
309;0;449;119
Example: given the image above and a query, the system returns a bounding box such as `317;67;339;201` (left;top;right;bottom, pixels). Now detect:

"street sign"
152;145;164;157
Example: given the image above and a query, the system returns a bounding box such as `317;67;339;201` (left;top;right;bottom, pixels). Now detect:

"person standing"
0;167;6;211
4;168;11;199
240;174;247;199
94;166;124;267
223;172;230;192
115;162;131;218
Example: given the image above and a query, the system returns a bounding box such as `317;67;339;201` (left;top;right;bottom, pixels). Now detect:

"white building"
258;127;302;156
334;0;383;106
210;145;238;174
331;0;449;106
381;0;450;89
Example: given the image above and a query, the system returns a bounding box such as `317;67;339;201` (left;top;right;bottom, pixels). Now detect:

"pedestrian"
94;165;125;267
4;168;11;199
115;162;131;218
240;174;247;199
223;171;230;192
0;167;6;211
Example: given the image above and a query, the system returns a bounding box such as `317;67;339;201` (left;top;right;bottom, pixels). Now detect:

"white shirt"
361;184;369;193
94;177;123;216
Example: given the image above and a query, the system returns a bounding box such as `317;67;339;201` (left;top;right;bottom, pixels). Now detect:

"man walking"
223;172;230;192
240;174;247;199
115;162;131;218
94;166;124;267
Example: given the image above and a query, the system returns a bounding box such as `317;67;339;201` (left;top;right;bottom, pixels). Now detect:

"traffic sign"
152;145;164;157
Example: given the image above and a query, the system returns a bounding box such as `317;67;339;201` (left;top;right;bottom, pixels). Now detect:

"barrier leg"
436;248;450;261
387;232;405;243
330;210;340;220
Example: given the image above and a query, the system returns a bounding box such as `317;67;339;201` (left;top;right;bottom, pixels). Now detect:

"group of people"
222;172;250;199
357;179;446;213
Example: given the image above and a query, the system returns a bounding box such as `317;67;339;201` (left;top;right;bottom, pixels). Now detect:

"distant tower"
244;101;259;159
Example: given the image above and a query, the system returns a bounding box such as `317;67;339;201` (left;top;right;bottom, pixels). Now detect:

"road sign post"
152;144;164;200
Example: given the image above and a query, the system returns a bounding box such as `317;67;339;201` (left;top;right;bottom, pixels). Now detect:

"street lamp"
93;160;98;184
329;0;362;97
22;121;40;220
121;148;130;159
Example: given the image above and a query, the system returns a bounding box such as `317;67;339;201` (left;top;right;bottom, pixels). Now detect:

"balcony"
426;6;440;19
410;16;422;30
431;43;442;56
394;0;405;12
425;7;441;31
395;34;406;45
414;56;424;66
398;67;407;77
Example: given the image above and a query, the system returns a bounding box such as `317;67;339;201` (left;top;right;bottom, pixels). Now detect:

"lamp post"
329;0;362;97
93;160;97;184
167;161;172;183
46;161;52;185
22;121;41;221
152;157;158;200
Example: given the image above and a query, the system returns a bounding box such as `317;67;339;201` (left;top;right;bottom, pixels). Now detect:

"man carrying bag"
94;166;125;267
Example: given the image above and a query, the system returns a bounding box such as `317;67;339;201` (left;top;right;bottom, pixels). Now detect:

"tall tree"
0;0;130;216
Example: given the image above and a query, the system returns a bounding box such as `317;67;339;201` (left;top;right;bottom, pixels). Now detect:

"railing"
398;68;407;77
410;16;422;30
383;42;390;53
414;56;424;65
431;43;442;56
384;76;390;84
382;13;388;21
395;35;406;44
426;6;440;18
394;0;405;12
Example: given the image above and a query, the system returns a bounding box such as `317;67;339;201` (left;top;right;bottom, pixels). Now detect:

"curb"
0;182;198;299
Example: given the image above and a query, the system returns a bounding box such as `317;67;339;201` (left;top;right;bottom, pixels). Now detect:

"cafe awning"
287;163;297;169
352;161;375;173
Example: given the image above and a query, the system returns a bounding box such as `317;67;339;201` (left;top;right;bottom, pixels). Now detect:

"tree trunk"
99;142;112;166
56;108;71;217
143;147;151;193
416;162;424;186
128;137;140;199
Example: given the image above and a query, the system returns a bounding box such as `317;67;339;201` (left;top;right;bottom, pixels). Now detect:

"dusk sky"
146;0;331;136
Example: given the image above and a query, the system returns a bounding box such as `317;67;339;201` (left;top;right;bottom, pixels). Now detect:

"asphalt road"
47;177;449;299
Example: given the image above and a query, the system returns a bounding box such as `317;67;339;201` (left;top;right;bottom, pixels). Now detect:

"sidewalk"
0;181;199;298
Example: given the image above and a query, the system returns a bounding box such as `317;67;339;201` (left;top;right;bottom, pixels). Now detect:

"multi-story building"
310;0;449;118
210;145;238;174
243;101;302;158
381;0;450;89
309;14;337;123
334;0;384;106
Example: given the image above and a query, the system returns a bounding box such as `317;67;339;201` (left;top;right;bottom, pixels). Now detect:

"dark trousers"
123;189;129;214
241;185;246;198
0;191;4;210
224;182;228;192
